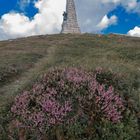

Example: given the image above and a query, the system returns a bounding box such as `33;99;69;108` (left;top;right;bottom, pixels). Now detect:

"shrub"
0;66;18;85
10;67;139;139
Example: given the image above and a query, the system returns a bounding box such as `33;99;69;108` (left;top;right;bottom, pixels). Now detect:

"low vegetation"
0;34;140;139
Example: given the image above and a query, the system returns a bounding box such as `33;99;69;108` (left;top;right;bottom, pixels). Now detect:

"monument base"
61;0;81;34
61;21;81;34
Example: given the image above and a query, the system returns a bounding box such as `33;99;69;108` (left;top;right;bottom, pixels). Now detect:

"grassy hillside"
0;34;140;139
0;34;140;108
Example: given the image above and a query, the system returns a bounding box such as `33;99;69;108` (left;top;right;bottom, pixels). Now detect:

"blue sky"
0;0;140;40
105;5;140;34
0;0;38;18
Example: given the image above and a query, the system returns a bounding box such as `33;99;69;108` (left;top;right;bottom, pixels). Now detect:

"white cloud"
101;0;120;4
0;0;140;40
127;1;137;9
0;0;66;40
127;26;140;37
75;0;140;33
0;13;34;35
18;0;31;10
101;0;138;11
97;15;118;31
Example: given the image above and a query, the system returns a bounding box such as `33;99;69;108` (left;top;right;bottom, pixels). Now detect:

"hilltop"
0;33;140;108
0;33;140;139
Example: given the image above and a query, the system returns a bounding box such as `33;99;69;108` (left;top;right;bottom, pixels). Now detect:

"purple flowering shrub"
11;67;125;138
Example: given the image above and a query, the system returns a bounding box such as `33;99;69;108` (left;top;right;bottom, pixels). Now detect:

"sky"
0;0;140;40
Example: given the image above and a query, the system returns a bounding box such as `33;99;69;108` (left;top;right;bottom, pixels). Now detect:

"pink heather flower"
11;91;30;115
40;96;72;125
32;84;45;95
48;118;56;125
64;68;89;84
88;79;98;93
95;85;125;123
29;112;45;127
95;67;103;74
11;67;126;133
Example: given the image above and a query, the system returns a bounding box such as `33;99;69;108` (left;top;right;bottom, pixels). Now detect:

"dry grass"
0;33;140;109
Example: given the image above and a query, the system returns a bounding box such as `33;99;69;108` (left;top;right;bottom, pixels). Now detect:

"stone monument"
61;0;81;34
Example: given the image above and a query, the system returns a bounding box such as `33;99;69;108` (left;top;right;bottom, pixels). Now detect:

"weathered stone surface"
61;0;81;34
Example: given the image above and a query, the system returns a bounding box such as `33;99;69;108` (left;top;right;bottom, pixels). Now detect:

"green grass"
0;34;140;109
0;34;140;139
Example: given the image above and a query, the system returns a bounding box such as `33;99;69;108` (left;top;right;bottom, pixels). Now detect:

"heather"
0;34;140;139
7;67;139;139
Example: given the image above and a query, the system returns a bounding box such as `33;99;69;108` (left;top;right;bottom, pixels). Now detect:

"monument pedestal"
61;0;81;34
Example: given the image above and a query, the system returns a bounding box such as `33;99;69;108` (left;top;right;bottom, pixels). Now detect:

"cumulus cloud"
96;15;118;31
0;0;140;40
75;0;140;33
0;0;66;40
127;26;140;37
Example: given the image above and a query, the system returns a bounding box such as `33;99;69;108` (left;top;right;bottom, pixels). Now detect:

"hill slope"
0;34;140;109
